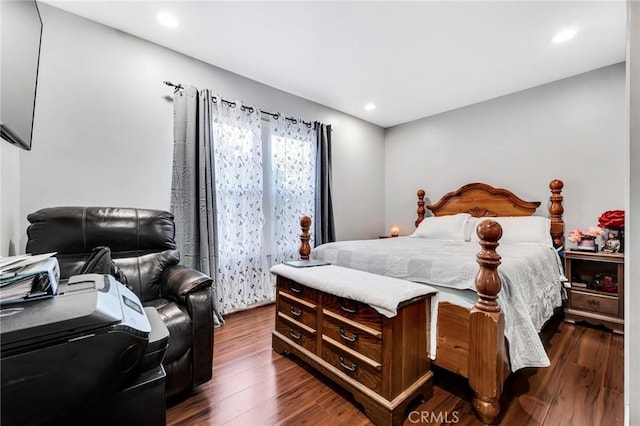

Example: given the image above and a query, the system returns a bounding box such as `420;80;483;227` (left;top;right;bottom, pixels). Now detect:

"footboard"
425;219;507;424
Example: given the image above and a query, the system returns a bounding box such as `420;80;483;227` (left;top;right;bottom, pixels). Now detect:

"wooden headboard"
415;180;565;249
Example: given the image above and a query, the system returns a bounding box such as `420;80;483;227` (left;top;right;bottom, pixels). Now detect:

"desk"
1;276;167;425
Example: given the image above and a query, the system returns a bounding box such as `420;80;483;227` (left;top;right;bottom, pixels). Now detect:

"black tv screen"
1;0;43;151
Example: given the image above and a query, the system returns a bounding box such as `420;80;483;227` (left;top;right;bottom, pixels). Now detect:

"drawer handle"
338;356;357;372
339;327;359;343
290;285;303;294
289;328;302;340
289;306;303;317
339;301;359;314
587;299;601;309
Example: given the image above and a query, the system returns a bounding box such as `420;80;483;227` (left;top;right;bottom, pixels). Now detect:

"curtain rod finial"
163;80;183;90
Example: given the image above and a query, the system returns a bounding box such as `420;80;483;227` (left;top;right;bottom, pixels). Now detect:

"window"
212;117;272;313
211;115;316;312
269;126;316;266
171;90;330;317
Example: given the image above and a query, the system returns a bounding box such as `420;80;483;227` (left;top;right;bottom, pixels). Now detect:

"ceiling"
42;1;627;128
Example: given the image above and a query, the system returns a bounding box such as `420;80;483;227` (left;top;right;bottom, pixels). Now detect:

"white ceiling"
43;1;627;128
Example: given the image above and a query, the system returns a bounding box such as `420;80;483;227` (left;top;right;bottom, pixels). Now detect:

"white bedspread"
312;237;564;371
271;263;439;359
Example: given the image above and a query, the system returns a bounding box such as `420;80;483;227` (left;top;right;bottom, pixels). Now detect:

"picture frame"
601;229;622;253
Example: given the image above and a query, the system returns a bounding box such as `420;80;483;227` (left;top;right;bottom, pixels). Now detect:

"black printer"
1;274;169;426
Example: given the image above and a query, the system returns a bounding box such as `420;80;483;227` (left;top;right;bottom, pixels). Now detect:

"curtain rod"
164;81;312;127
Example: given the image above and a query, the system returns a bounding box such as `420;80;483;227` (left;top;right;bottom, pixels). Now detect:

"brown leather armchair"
26;207;214;399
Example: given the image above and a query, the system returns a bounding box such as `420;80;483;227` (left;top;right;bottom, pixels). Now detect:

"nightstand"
564;251;624;334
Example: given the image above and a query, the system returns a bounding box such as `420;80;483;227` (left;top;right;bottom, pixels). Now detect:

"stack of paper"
0;253;60;305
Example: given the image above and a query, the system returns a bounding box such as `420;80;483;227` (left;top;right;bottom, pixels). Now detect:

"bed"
297;180;566;424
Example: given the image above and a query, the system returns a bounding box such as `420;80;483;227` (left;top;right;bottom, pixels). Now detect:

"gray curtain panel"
314;122;336;245
171;85;224;326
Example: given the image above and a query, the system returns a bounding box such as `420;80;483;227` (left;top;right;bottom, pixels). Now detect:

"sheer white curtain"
212;98;272;313
269;117;317;266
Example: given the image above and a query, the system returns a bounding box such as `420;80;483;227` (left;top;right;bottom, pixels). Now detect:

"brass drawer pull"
338;356;357;372
339;327;359;343
289;328;302;340
289;306;303;317
587;299;601;309
290;285;303;294
339;301;359;314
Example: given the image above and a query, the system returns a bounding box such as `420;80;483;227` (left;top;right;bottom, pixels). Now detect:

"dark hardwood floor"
166;304;624;425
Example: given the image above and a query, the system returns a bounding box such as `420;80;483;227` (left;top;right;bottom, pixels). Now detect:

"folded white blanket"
270;263;439;359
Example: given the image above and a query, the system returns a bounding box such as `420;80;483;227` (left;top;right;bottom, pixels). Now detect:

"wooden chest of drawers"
272;275;433;426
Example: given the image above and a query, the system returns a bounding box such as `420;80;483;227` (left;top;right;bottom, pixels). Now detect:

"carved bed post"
299;216;312;260
415;189;426;227
549;179;565;250
469;220;506;425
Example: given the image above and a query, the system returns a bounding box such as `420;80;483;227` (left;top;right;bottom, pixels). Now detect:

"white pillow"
411;213;471;241
470;216;553;246
464;217;479;241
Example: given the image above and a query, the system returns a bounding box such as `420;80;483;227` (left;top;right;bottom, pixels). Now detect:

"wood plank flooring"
166;304;624;425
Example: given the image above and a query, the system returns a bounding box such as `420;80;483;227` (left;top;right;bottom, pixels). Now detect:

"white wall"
0;142;21;256
625;1;639;424
384;63;626;237
16;4;385;251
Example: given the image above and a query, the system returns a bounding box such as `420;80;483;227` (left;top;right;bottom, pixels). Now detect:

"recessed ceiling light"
364;102;376;111
552;28;577;44
157;12;179;28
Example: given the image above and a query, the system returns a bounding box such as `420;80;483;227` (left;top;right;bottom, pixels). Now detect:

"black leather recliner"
26;207;214;399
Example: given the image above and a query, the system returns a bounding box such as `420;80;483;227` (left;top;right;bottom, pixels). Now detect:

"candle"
390;225;400;237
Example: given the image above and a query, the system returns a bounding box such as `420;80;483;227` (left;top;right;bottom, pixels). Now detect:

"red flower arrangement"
598;210;625;230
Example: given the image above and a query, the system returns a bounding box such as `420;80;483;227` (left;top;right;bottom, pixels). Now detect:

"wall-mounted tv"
1;0;43;151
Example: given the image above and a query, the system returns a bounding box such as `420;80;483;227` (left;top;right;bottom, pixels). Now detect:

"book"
284;260;330;268
568;247;597;253
0;271;56;304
